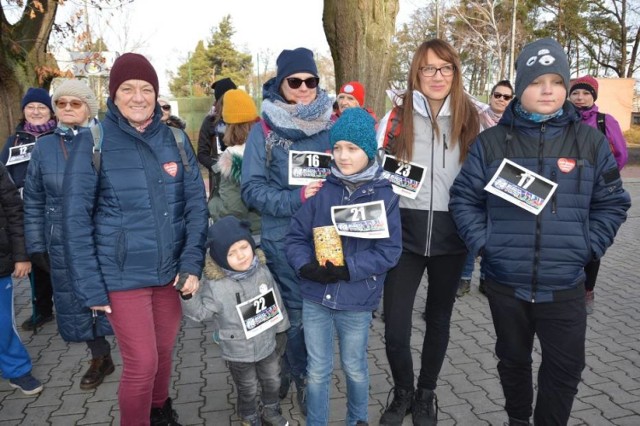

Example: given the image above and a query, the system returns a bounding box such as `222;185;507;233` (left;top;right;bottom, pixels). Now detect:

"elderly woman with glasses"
376;39;482;425
241;47;333;417
0;88;57;334
23;79;115;392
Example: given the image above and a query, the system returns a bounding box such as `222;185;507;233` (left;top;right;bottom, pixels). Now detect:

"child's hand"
13;261;31;279
303;181;324;200
326;261;350;282
299;260;339;284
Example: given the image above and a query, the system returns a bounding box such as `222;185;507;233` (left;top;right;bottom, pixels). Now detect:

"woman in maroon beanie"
62;53;208;426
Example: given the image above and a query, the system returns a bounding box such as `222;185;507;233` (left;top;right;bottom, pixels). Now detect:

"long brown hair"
223;122;253;147
392;39;479;163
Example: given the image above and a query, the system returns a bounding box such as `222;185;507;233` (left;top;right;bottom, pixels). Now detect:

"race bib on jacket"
288;150;332;185
331;200;389;239
236;288;283;339
6;143;35;166
381;154;426;199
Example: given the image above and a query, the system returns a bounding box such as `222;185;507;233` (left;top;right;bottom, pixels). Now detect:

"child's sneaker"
9;373;43;395
261;403;289;426
240;413;261;426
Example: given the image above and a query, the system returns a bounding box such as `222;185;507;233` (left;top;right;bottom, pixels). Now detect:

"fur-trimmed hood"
203;247;267;280
215;144;245;182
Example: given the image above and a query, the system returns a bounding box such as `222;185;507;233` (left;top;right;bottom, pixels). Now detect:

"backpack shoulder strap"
383;107;402;150
596;112;606;135
169;126;191;172
91;123;103;173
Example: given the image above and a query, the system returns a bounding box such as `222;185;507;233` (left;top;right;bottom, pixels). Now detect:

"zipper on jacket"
531;123;547;302
425;126;436;256
550;170;557;214
442;134;447;168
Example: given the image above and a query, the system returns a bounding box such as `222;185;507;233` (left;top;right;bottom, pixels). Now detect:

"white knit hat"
52;79;99;118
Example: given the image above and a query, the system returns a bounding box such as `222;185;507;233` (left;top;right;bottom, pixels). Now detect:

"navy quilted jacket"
24;127;113;341
449;101;630;303
62;100;208;308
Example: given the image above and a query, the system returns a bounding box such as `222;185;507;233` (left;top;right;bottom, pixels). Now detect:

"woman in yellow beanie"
208;89;261;236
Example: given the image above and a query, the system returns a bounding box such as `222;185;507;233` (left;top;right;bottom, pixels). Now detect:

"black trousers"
486;284;586;425
31;263;53;317
383;251;466;391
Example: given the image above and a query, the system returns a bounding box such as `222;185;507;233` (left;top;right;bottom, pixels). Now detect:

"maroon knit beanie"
570;75;599;101
108;53;159;100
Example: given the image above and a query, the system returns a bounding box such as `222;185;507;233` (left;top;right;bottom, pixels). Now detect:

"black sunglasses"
493;92;513;101
286;77;320;89
160;104;171;111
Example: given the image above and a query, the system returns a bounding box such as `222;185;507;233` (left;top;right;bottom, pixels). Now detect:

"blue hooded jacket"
449;101;630;302
62;100;208;308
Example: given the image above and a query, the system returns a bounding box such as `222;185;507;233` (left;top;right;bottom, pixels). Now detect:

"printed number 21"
395;162;411;177
253;297;265;314
350;206;366;221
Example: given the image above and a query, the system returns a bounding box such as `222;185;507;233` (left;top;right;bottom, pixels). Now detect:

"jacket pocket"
365;275;378;291
115;231;127;271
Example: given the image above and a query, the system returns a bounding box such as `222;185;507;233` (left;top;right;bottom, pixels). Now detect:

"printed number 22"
253;297;265;314
395;162;411;177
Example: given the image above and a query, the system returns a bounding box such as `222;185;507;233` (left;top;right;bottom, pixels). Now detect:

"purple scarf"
23;119;57;136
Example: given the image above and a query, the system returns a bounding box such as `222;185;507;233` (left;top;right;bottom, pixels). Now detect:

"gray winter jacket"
181;249;290;362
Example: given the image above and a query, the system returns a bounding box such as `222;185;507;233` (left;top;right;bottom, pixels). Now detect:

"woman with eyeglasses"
22;79;115;391
242;47;333;418
158;97;186;130
0;88;57;333
376;39;481;425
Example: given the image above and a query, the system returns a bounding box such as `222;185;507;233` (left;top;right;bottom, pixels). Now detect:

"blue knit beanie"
330;107;377;160
275;47;318;90
21;88;53;113
515;38;570;99
207;216;256;271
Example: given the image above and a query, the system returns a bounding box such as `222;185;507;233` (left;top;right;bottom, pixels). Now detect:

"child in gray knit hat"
449;38;630;425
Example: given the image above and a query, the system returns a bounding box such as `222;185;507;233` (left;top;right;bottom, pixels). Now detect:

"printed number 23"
395;162;411;177
253;297;265;314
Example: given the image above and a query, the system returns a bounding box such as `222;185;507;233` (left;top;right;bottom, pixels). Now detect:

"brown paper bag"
313;225;344;266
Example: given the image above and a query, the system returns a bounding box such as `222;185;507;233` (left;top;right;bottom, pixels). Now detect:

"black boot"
150;397;181;426
80;354;115;390
412;388;437;425
504;417;531;426
380;387;414;425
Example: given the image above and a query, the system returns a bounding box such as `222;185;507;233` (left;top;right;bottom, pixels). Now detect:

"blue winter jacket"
24;126;113;341
285;169;402;311
449;101;630;303
62;100;208;308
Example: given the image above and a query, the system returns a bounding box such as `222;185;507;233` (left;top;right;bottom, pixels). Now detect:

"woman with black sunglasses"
241;47;333;419
158;97;186;130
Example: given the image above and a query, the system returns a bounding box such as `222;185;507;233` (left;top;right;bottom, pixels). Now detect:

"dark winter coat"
62;100;208;309
449;101;630;303
24;126;113;341
0;162;29;276
1;123;54;188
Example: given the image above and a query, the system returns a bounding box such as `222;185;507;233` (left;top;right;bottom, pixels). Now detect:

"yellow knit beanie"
222;89;258;124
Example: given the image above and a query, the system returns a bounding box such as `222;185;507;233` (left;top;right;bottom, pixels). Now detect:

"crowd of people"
0;36;631;426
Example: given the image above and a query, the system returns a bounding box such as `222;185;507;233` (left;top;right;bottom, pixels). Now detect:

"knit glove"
31;252;50;274
299;261;338;284
326;261;350;282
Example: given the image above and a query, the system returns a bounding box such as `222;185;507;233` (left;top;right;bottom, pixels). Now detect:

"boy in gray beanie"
450;37;630;425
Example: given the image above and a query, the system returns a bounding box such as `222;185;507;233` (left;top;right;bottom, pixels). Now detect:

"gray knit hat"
52;79;99;118
514;38;570;99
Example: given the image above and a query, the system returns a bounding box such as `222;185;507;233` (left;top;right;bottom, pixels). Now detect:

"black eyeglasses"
160;104;171;111
492;92;513;101
286;77;320;89
418;65;455;77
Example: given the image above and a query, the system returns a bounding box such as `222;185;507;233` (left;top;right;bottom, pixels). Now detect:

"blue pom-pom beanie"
21;88;53;113
206;216;256;271
275;47;318;90
329;107;377;160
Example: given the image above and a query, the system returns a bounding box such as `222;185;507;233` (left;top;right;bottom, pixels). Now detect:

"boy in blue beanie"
285;107;403;425
181;216;290;426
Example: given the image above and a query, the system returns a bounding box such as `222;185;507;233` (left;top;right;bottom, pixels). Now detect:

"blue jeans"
284;307;307;383
303;299;371;426
461;253;485;281
227;350;281;418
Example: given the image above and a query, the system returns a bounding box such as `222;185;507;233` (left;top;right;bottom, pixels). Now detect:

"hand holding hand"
90;305;112;314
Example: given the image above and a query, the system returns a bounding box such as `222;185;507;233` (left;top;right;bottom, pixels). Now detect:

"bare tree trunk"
323;0;399;118
0;0;59;141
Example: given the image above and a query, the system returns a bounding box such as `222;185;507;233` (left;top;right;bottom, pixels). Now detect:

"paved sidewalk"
2;178;639;425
